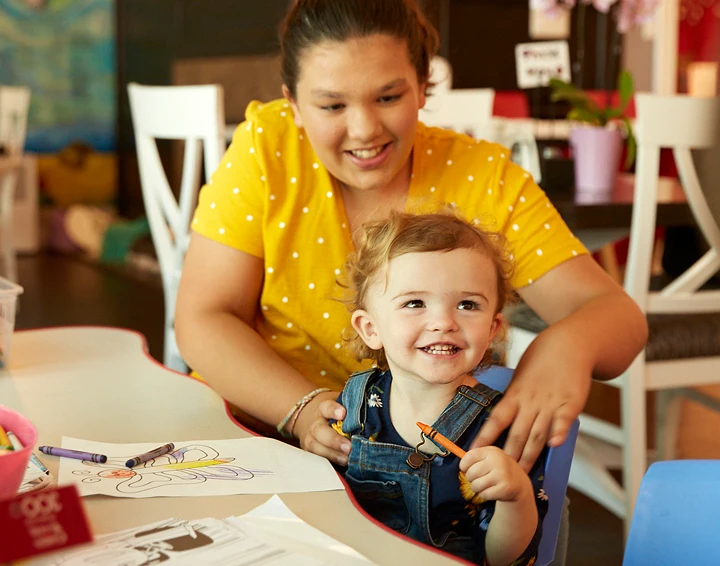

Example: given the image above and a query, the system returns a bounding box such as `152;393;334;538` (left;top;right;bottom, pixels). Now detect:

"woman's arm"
175;232;351;464
472;255;648;471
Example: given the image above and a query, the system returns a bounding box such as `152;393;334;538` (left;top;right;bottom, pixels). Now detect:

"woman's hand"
471;329;592;473
472;256;647;472
294;391;352;466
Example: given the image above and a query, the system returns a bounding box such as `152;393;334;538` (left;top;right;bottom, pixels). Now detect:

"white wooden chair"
420;88;544;182
507;94;720;533
420;88;495;139
0;86;30;156
127;83;225;373
0;86;31;283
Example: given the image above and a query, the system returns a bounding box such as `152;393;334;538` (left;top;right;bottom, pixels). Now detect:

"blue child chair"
623;460;720;565
477;366;579;566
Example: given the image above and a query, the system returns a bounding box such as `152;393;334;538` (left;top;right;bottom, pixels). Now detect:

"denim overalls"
340;368;504;562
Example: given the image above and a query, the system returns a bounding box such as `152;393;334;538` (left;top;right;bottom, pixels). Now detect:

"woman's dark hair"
280;0;439;98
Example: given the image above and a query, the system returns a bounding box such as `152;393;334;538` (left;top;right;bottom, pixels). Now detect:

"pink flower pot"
0;406;38;501
570;126;623;203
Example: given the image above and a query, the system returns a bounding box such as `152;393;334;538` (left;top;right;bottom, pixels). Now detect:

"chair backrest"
420;88;495;139
477;365;579;566
127;83;225;369
623;460;720;564
429;55;452;94
484;118;542;182
626;94;720;314
0;86;31;155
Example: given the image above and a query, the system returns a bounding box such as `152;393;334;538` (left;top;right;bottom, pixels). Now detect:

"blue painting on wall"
0;0;115;152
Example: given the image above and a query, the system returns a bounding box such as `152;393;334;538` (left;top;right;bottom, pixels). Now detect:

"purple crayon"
125;442;175;468
39;445;107;463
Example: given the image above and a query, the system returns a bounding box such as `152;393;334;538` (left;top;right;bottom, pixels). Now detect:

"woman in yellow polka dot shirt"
177;0;647;474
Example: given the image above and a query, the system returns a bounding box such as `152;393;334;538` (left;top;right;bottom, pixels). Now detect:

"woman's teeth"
423;345;459;355
349;145;385;159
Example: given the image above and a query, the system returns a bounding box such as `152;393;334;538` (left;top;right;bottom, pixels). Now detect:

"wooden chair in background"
507;94;720;533
0;86;31;283
420;87;496;139
127;83;225;373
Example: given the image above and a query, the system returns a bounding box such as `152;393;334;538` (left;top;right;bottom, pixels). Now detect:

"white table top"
1;326;459;565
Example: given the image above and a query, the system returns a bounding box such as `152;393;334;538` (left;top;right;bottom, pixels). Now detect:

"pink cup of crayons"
0;406;38;501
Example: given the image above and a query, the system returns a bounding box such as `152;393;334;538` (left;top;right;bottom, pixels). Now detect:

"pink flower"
581;0;620;13
530;0;659;31
616;0;660;33
530;0;576;17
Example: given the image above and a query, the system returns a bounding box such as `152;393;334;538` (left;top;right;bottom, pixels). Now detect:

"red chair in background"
492;91;531;118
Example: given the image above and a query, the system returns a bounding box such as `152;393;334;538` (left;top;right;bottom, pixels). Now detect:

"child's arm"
460;447;538;566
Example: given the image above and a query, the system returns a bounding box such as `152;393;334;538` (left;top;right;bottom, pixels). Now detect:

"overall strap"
340;368;381;435
432;382;502;445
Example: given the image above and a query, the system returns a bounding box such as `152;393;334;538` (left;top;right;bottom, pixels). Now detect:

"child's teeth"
351;146;383;159
424;345;458;355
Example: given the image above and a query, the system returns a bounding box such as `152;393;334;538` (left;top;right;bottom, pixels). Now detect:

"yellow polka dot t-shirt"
192;98;587;390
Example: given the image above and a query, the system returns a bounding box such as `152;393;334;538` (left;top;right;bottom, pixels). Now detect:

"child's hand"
295;392;351;467
459;446;533;503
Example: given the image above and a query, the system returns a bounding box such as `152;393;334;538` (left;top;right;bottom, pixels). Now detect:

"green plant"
549;69;636;169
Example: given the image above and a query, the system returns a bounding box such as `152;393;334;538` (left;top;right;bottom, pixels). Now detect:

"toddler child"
333;210;548;566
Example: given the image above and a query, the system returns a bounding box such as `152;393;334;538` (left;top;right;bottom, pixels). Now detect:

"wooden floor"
14;252;625;565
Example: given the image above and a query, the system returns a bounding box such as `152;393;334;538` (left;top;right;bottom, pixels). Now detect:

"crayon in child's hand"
416;421;467;458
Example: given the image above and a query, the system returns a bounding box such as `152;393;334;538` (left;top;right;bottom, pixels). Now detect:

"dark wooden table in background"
546;173;691;231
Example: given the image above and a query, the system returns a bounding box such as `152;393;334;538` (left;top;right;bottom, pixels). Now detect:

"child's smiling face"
352;247;502;387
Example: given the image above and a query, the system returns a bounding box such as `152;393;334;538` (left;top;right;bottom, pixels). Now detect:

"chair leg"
654;390;681;461
621;356;647;538
568;436;626;518
164;325;188;374
506;326;537;369
0;171;17;282
168;350;189;374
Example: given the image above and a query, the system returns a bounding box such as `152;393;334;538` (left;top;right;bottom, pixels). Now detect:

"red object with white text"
0;484;93;563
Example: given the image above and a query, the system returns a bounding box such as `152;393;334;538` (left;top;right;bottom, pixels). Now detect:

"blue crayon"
125;442;175;468
7;431;50;474
30;452;51;474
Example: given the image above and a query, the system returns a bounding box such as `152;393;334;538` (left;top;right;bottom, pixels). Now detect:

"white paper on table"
230;495;375;565
28;516;330;566
56;436;343;497
18;461;54;494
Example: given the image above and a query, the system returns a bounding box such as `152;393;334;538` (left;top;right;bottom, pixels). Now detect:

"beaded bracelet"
276;387;332;439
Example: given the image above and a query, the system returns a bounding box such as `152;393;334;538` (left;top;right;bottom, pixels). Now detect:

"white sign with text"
515;40;571;88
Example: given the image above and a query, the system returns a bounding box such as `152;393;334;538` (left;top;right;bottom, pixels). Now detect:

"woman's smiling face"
285;34;426;194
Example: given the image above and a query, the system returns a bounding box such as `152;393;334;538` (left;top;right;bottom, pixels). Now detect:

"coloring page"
55;437;343;497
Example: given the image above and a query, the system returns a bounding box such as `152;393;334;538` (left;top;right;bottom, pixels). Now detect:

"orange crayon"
416;421;466;458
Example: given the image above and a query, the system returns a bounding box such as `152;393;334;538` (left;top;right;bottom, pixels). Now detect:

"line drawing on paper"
49;520;216;565
70;444;272;493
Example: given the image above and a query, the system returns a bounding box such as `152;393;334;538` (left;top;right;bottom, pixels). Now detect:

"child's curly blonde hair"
342;209;515;371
